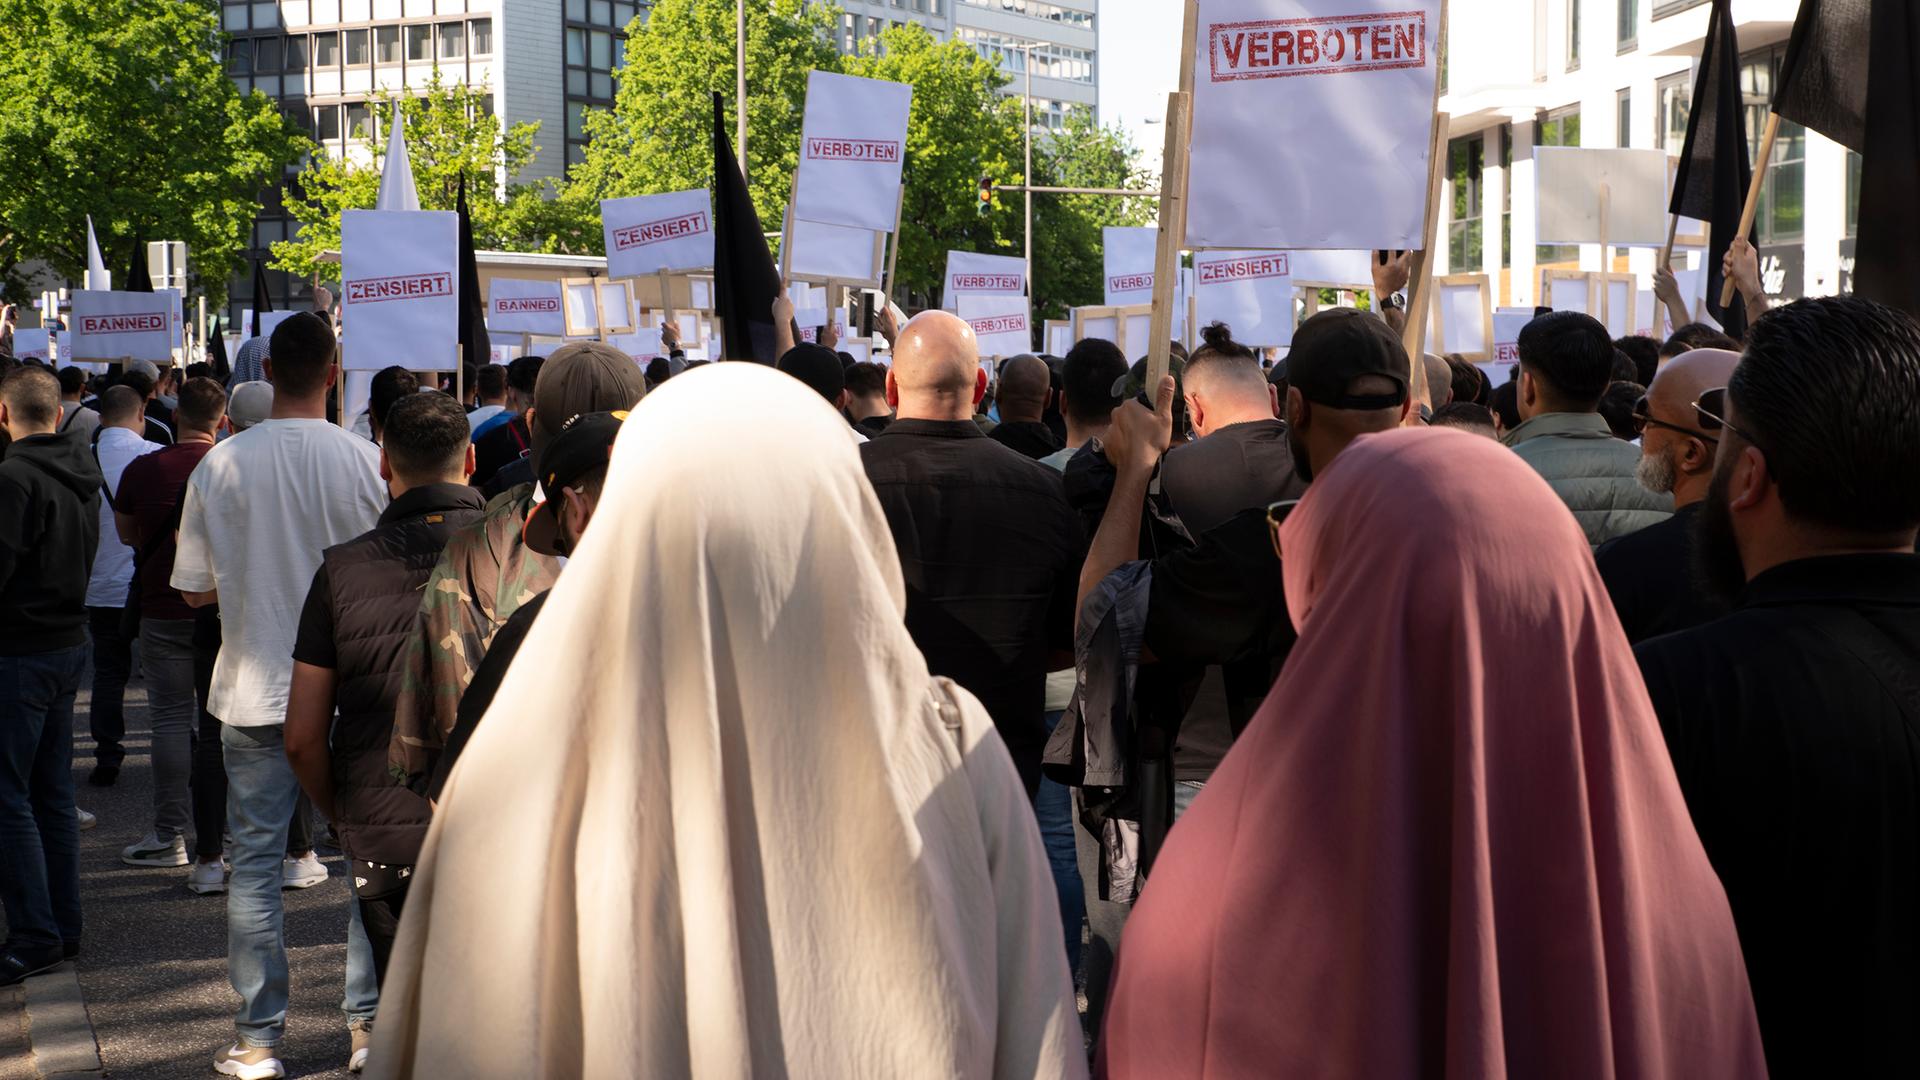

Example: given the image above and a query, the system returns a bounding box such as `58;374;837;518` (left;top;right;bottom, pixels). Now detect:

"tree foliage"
1028;110;1157;322
273;75;554;283
0;0;306;304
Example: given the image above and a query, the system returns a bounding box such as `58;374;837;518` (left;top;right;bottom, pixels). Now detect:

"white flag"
376;102;421;213
85;215;110;291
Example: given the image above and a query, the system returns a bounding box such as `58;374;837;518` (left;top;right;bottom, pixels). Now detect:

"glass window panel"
567;142;586;165
438;0;465;11
566;0;586;19
591;72;613;99
375;26;401;64
566;69;587;95
316;104;341;140
313;31;339;68
438;22;464;59
285;36;307;73
409;24;434;61
591;0;612;25
566;28;585;66
251;2;278;29
470;18;492;57
345;28;370;65
614;3;636;28
1846;151;1861;239
1616;89;1630;147
345;102;373;139
254;36;282;72
567;108;586;140
227;39;252;75
612;36;626;68
590;30;611;68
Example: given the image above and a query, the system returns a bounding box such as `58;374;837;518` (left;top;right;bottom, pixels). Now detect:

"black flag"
124;231;154;292
1774;1;1920;319
1667;0;1751;338
250;259;272;339
208;316;231;384
711;91;782;363
456;174;492;372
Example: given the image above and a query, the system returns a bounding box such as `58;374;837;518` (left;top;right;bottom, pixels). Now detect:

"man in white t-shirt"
81;386;161;787
172;313;387;1079
465;362;508;436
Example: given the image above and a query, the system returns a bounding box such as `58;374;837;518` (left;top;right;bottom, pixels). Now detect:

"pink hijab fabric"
1099;427;1766;1079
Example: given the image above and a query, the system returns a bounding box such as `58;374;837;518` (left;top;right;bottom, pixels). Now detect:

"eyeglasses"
1692;387;1766;452
1631;395;1718;444
1265;499;1301;561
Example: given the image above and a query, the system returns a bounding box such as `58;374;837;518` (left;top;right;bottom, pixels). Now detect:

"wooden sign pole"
1144;1;1198;392
1658;214;1679;270
882;181;905;305
1400;111;1450;416
1719;111;1779;308
779;183;799;286
1598;182;1612;331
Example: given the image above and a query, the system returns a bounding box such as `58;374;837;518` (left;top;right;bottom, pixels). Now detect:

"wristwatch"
1378;292;1406;312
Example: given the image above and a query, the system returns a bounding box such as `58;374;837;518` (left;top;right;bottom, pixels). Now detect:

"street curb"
21;966;103;1079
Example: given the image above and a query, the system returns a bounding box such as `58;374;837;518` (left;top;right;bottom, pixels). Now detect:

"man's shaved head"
889;310;986;421
996;354;1051;423
1648;348;1741;417
1423;353;1453;409
99;384;146;425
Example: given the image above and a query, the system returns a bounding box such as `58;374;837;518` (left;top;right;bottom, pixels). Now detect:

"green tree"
273;75;553;283
566;0;842;240
1028;110;1156;322
0;0;306;304
843;24;1024;303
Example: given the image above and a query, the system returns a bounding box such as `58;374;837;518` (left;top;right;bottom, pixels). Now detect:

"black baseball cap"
776;344;846;404
1286;308;1410;409
524;410;626;556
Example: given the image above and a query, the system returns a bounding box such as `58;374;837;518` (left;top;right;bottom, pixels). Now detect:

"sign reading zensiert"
345;273;453;304
601;190;714;278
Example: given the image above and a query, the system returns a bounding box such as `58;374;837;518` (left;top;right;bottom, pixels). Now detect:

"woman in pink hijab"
1099;427;1765;1079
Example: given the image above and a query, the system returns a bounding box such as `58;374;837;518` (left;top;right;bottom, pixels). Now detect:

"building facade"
1436;0;1854;314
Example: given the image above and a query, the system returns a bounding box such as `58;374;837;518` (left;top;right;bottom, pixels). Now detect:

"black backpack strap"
90;443;117;513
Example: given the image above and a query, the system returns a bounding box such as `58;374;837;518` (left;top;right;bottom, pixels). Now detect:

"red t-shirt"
115;439;214;622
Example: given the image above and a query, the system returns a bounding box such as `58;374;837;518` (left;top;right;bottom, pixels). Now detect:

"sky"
1096;0;1183;166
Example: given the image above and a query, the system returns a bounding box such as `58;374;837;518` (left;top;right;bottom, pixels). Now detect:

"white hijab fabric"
366;364;1086;1080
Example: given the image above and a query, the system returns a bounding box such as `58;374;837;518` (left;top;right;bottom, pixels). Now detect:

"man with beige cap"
386;342;645;795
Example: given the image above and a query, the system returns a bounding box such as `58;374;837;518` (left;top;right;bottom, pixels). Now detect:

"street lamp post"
1023;43;1033;299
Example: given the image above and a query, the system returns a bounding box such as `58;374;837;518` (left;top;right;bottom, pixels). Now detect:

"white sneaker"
212;1041;285;1079
282;853;327;889
75;808;97;831
120;832;189;868
187;860;229;895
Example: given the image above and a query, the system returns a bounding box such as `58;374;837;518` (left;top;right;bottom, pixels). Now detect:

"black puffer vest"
323;482;486;864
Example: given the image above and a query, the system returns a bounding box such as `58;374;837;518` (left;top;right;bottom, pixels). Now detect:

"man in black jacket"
0;365;102;985
283;393;485;1007
1636;296;1920;1077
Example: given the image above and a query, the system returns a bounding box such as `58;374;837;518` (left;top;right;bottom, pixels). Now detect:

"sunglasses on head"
1692;387;1766;451
1265;499;1301;562
1630;395;1718;443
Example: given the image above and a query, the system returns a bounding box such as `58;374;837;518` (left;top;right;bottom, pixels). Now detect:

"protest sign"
1072;304;1154;355
488;278;567;336
957;294;1031;359
1635;287;1660;339
1284;249;1376;290
1193;250;1295;348
1673;266;1706;323
489;343;521;364
1185;0;1442;251
840;337;875;364
1431;274;1494;359
943;252;1026;311
1546;272;1636;337
562;278;636;337
1044;320;1073;357
10;328;49;362
786;216;884;285
602;189;714;278
341;209;459;371
607;327;666;362
1104;226;1158;306
1491;308;1532;364
67;291;175;362
793;71;912;233
1535;147;1670;247
258;311;297;340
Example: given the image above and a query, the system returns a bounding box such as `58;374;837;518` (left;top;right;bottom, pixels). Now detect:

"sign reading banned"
1187;0;1441;252
342;209;459;371
793;71;912;234
488;278;568;337
602;189;714;278
66;290;175;362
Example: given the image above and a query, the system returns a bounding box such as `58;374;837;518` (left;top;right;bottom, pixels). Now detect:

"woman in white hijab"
365;363;1086;1079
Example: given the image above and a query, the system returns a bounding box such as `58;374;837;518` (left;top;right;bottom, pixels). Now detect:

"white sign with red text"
341;209;459;371
793;71;913;233
11;328;49;363
1104;226;1158;306
488;278;568;336
66;290;175;362
958;293;1031;360
601;189;713;277
1491;308;1533;365
1187;0;1441;251
1193;250;1295;347
943;251;1026;311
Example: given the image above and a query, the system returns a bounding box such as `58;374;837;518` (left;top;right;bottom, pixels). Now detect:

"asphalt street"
3;670;362;1079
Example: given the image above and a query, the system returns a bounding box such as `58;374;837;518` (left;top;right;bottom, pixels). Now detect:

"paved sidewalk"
3;677;364;1079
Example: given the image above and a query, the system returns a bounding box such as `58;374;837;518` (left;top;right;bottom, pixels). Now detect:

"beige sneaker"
212;1041;284;1079
348;1017;374;1073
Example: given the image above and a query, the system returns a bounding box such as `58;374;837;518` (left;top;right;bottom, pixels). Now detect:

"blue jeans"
1036;711;1085;977
221;723;378;1047
0;645;87;952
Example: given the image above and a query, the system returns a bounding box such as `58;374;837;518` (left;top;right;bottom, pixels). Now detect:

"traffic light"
977;173;993;215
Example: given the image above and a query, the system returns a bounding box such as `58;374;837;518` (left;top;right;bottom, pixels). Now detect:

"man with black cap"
387;344;644;796
776;344;863;439
420;410;623;805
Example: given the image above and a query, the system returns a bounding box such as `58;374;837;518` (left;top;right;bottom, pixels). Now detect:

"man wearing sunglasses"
1593;348;1740;643
1635;296;1920;1078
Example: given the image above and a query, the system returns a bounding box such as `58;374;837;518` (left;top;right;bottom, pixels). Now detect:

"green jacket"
1503;412;1672;546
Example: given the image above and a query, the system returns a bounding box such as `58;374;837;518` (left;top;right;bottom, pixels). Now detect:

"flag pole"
1718;111;1779;308
1658;215;1679;269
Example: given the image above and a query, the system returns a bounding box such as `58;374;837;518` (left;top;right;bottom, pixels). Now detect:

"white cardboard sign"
957;294;1032;359
793;71;913;234
1535;147;1670;246
1435;280;1490;355
1104;226;1158;306
1192;250;1295;347
341;209;459;371
607;328;665;361
11;328;49;362
1046;322;1073;356
66;291;175;363
1491;308;1533;364
943;251;1026;310
602;189;713;277
488;278;567;336
1187;0;1441;251
787;216;882;283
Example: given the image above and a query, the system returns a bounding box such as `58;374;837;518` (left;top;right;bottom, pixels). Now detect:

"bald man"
986;354;1063;460
1595;347;1743;642
860;311;1084;795
1423;353;1453;412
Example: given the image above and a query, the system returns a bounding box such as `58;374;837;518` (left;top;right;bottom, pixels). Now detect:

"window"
1502;125;1513;267
314;31;339;68
285;36;307;73
1845;151;1860;239
1566;0;1580;72
954;27;1094;83
316;104;341;140
255;36;281;73
345;101;373;140
344;28;370;65
1537;106;1581;265
1616;88;1631;147
1448;135;1484;270
1617;0;1637;52
1652;0;1706;17
375;26;401;64
227;39;252;76
1742;46;1805;243
409;24;434;62
438;22;465;60
471;18;492;57
1655;71;1690;151
564;0;633;164
956;0;1094;30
